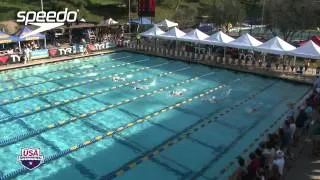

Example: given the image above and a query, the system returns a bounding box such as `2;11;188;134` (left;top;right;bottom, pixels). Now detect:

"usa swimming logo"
17;148;44;170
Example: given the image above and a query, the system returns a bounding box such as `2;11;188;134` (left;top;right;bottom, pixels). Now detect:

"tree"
264;0;320;41
198;0;246;28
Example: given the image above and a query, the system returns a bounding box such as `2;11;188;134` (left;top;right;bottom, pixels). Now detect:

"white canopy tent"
288;40;320;60
254;36;296;55
155;19;178;29
99;18;119;26
158;27;185;40
200;31;235;46
140;26;165;38
226;33;262;50
178;29;209;43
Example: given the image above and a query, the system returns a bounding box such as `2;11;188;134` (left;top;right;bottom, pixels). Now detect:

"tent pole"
18;41;21;52
223;47;226;58
44;37;47;48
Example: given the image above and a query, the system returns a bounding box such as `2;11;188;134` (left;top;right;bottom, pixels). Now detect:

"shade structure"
226;33;262;50
14;26;45;41
254;36;296;55
140;26;165;38
158;27;185;40
99;18;118;26
129;17;152;25
0;31;18;44
155;19;178;28
178;29;209;43
200;31;234;46
288;40;320;60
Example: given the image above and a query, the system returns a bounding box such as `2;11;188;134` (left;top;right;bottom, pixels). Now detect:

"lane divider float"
0;62;171;124
0;60;172;108
0;55;131;82
0;58;149;93
213;90;311;179
0;68;197;146
0;85;225;180
102;81;278;179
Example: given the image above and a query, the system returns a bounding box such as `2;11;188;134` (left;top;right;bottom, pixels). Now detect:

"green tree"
264;0;320;41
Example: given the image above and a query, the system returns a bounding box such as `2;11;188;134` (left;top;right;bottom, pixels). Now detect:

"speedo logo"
16;8;79;38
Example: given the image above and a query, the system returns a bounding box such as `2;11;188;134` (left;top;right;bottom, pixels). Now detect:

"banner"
0;56;9;63
49;45;84;57
138;0;155;17
0;54;23;64
31;49;49;60
88;42;116;52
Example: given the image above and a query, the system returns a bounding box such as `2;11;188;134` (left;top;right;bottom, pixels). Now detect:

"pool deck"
284;139;320;180
0;47;315;85
0;48;122;72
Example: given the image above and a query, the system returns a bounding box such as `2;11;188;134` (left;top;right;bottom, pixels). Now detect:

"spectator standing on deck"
23;46;31;64
234;157;248;180
81;37;88;55
295;105;308;144
272;150;285;178
136;34;141;45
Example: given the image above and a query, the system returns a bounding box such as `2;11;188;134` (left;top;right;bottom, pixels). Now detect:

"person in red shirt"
247;153;260;180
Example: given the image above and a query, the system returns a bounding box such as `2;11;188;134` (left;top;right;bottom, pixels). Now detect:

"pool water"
0;51;310;180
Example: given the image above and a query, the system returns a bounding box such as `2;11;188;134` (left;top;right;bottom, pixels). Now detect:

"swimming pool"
0;51;310;180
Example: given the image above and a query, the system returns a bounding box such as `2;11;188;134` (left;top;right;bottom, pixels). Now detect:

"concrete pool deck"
284;139;320;180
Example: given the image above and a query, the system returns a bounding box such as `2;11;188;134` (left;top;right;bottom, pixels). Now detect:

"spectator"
136;34;141;45
235;157;248;180
262;142;276;170
280;121;292;155
289;118;296;141
295;105;308;144
256;168;266;180
247;153;260;179
272;150;285;178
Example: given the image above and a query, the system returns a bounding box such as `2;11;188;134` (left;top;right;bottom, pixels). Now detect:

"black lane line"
18;88;98;179
63;106;186;178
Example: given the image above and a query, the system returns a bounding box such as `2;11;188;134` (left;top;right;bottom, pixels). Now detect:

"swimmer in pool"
133;83;149;90
246;102;262;113
112;76;126;82
170;90;183;96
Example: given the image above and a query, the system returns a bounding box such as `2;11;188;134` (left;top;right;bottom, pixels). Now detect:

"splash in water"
85;73;98;77
79;65;94;69
126;74;133;78
149;80;157;86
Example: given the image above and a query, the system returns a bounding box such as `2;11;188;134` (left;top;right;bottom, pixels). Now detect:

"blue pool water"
0;51;310;180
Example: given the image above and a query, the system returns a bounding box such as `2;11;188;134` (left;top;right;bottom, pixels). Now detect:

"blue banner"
31;49;49;60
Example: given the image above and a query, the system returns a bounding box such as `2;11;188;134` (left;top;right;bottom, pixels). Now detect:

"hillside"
0;0;213;25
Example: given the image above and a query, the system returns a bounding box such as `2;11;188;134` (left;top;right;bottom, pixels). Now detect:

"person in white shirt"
273;150;285;176
24;47;31;64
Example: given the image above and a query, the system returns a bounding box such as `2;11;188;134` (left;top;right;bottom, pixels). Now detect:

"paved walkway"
285;139;320;180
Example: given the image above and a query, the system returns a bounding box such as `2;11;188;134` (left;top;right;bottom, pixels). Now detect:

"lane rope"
0;58;150;93
0;66;190;106
0;61;172;124
211;88;313;180
100;81;278;179
0;67;199;147
0;55;131;83
0;85;226;180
